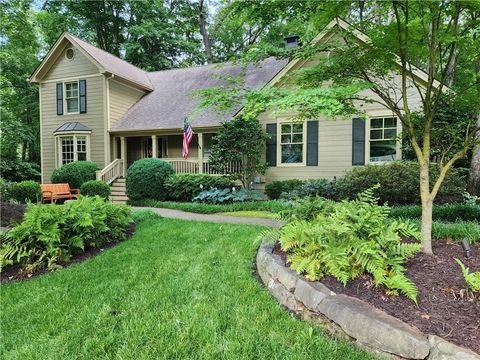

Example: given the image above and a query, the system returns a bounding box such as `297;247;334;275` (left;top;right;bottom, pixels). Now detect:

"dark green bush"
51;161;100;189
389;204;480;222
281;179;336;200
0;159;41;182
335;161;465;205
264;179;303;200
80;180;111;200
0;202;26;226
165;174;234;201
9;181;41;203
1;197;132;272
126;158;174;201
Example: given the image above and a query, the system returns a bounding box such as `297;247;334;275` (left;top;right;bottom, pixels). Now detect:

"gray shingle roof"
68;34;153;90
111;57;288;132
54;122;92;133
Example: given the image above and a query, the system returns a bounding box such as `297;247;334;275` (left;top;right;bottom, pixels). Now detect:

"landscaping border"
256;244;480;360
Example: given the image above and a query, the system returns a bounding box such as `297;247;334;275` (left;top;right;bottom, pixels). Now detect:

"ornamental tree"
208;117;268;189
197;1;480;255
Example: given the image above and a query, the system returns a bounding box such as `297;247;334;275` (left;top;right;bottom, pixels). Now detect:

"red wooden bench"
41;183;80;204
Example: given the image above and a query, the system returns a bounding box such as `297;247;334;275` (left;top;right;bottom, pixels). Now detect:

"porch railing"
164;158;240;175
96;158;124;185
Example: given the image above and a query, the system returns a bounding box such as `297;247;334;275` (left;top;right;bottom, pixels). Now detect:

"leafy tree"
0;0;40;163
197;1;480;254
208;117;268;189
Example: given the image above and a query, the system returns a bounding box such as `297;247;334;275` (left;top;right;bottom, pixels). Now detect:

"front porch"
97;131;241;186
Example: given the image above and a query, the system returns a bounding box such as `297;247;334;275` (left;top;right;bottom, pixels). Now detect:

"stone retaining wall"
256;244;480;360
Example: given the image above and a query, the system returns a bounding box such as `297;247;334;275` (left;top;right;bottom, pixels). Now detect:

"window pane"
370;140;396;162
371;118;383;128
77;152;87;161
384;117;397;127
67;98;78;113
62;137;74;164
281;144;303;163
292;123;303;132
292;133;303;143
281;124;291;134
384;128;397;139
370;129;383;139
281;134;291;144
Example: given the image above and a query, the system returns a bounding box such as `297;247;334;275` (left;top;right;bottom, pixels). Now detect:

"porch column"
198;132;203;174
120;136;127;176
151;135;157;158
113;137;118;159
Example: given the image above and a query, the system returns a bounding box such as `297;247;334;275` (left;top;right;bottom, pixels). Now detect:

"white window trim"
64;80;80;115
276;118;307;167
55;133;91;167
365;115;402;164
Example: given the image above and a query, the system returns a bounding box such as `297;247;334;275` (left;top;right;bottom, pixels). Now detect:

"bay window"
56;134;90;166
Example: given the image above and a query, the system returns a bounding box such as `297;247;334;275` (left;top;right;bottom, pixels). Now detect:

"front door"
142;137;168;158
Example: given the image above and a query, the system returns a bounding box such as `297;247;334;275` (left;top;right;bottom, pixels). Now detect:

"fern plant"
455;259;480;292
279;187;422;303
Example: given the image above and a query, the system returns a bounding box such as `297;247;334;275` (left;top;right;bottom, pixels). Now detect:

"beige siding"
44;44;98;80
167;135;198;158
40;76;105;182
109;80;145;128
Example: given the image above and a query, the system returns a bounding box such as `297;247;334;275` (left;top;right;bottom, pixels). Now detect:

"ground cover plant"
129;199;291;214
193;188;263;203
0;196;132;273
389;203;480;222
278;188;422;302
0;217;374;360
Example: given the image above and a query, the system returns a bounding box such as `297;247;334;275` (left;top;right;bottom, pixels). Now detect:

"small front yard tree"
208;116;268;189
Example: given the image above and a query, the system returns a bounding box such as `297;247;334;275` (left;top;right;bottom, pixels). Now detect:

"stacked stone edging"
256;244;480;360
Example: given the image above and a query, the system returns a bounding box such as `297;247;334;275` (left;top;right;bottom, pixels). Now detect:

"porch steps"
110;177;128;204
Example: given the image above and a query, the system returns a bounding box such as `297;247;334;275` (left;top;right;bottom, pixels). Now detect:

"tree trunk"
199;0;213;64
467;113;480;195
419;163;433;254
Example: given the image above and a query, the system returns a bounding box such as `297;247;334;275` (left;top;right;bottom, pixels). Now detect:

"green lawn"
1;216;373;360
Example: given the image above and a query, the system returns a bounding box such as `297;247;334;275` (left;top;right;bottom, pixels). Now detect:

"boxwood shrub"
80;180;111;200
165;174;235;201
9;180;41;203
126;158;174;201
335;161;465;205
51;161;99;189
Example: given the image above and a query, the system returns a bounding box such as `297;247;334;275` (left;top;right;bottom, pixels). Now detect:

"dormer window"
65;81;79;113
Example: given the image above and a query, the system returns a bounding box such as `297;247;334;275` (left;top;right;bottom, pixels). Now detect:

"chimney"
284;35;300;48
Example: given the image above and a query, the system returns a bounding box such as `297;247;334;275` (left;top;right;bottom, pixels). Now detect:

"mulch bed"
1;202;26;227
1;223;136;284
273;240;480;354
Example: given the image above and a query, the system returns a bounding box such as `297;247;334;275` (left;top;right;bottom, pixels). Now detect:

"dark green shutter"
306;120;319;166
56;82;63;115
352;118;365;165
266;123;277;166
79;80;87;114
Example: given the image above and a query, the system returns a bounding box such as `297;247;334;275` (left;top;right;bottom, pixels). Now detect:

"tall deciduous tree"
197;1;479;254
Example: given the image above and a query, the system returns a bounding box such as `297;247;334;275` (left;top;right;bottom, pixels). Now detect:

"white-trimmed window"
56;134;90;166
65;81;79;113
368;116;401;162
278;121;306;165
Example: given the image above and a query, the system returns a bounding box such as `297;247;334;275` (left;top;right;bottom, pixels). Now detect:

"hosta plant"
279;187;422;303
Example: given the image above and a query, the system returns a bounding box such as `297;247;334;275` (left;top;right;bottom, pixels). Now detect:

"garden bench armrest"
71;189;80;195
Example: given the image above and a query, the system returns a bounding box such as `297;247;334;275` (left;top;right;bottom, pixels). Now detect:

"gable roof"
29;32;152;90
111;57;288;132
269;17;445;90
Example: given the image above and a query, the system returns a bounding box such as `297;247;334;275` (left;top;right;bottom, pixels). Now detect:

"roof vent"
284;35;301;48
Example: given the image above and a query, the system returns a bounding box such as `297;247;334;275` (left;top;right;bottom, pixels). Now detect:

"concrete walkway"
136;207;284;228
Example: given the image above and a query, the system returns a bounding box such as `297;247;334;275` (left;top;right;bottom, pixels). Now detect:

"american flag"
182;117;193;160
